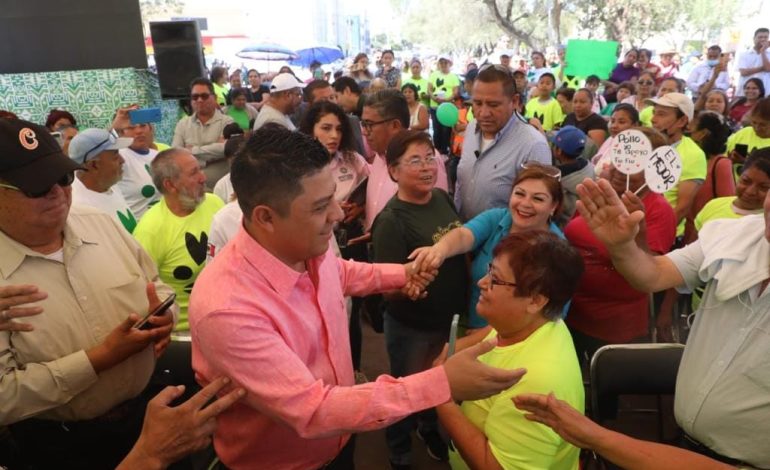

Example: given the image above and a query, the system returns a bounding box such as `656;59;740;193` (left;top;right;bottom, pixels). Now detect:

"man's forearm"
607;240;665;292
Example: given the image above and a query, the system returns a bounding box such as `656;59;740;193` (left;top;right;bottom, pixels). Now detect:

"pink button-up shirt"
189;228;451;470
364;152;449;231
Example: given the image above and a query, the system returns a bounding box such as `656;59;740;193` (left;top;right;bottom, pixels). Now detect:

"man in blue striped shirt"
455;65;551;221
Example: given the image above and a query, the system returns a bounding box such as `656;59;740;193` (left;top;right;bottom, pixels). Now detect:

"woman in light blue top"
411;164;565;329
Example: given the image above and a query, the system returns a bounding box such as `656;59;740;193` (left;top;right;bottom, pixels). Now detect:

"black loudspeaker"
150;20;206;99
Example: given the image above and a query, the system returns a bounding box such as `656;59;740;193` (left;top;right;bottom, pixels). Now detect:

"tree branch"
482;0;536;49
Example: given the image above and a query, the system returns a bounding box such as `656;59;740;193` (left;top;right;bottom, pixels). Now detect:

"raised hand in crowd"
111;104;140;131
117;377;246;470
86;283;174;373
0;284;47;332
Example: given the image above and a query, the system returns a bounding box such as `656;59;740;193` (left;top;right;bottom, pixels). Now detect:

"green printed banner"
564;39;620;80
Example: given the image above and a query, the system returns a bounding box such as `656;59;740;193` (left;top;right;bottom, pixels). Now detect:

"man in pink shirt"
189;127;525;470
362;89;449;232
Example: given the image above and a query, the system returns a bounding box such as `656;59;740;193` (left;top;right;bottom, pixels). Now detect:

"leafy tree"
481;0;573;50
402;0;505;54
572;0;685;47
138;0;185;25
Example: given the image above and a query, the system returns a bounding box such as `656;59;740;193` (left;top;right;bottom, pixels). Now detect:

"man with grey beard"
133;148;224;334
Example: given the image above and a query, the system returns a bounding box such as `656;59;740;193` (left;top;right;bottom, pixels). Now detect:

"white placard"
609;129;652;175
645;145;682;193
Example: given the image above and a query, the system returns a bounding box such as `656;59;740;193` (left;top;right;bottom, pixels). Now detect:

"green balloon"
436;102;459;127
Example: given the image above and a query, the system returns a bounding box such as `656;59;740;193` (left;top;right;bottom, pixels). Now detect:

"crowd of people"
2;27;770;470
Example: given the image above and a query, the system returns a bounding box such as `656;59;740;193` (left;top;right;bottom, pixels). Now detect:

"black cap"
0;118;83;195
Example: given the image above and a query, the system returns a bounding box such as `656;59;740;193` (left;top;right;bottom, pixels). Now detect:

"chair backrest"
590;343;685;424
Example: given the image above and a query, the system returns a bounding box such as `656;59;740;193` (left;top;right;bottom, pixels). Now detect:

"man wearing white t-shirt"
736;28;770;97
117;122;160;219
68;129;137;233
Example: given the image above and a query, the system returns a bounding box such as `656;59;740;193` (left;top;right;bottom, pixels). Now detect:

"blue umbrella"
236;43;298;61
290;45;344;67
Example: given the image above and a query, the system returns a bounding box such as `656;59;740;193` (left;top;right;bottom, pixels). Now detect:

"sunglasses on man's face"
0;171;75;198
191;93;212;101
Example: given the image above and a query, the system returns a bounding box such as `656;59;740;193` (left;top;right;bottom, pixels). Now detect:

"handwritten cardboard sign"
610;129;652;175
645;145;682;193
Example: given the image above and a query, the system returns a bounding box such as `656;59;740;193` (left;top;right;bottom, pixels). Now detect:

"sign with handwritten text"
609;129;652;175
645;145;682;193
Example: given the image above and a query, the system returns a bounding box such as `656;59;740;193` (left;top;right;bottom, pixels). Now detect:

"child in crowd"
585;75;608;113
525;73;565;132
551;125;595;226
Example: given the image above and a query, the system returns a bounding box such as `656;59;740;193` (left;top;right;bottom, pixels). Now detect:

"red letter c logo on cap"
19;128;39;150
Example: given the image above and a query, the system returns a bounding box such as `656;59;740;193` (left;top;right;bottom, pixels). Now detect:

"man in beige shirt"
172;78;235;188
0;118;175;469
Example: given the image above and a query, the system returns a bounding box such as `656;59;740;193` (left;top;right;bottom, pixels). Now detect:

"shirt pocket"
743;328;770;391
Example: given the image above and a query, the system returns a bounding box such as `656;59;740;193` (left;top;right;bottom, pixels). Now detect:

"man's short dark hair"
304;80;331;103
332;77;361;96
476;65;517;98
224;135;245;158
755;28;769;37
539;73;556;85
363;89;410;129
190;77;215;95
708;45;722;54
231;126;330;218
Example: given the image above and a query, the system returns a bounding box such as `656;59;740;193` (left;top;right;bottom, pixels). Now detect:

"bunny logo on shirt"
173;231;208;293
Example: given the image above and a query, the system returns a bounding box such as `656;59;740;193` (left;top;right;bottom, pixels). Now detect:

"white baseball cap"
645;93;694;122
268;73;306;94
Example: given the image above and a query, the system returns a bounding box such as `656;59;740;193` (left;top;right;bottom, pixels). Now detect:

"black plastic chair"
590;343;685;439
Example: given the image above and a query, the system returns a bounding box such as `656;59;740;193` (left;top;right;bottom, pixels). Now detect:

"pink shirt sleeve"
195;309;451;439
337;258;406;297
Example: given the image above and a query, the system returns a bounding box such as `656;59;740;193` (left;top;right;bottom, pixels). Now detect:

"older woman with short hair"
437;230;585;470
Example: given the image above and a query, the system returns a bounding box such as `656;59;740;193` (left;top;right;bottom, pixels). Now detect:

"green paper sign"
564;39;620;80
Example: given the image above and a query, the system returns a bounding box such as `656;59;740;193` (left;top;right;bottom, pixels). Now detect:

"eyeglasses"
520;161;562;181
487;263;517;290
402;155;439;168
361;118;396;133
0;171;75;198
638;80;654;86
190;93;212;101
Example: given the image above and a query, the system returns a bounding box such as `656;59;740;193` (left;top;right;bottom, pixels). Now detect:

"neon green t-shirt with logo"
448;321;583;470
133;193;224;331
726;126;770;154
525;97;565;131
693;196;753;232
665;136;707;236
429;71;461;108
403;76;430;107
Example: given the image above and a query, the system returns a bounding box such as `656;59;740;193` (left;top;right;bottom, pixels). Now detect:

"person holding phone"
0;118;176;469
726;96;770;169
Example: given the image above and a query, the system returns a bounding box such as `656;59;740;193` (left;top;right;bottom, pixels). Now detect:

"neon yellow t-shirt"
429;71;461;108
639;106;653;127
552;66;582;89
725;126;770;154
213;83;228;107
154;142;170;152
665;136;707;236
693;196;748;232
449;321;584;470
133;193;224;331
525;97;565;131
403;76;430;107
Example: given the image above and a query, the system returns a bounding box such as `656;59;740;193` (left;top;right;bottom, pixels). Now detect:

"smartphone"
134;293;176;330
446;314;460;358
129;107;162;125
734;144;749;158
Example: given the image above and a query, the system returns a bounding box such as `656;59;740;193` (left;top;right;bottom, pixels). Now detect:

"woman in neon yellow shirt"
437;231;585;470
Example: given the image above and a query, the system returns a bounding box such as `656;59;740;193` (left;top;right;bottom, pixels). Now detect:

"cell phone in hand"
446;314;460;358
129;107;162;125
133;293;176;330
734;144;749;158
